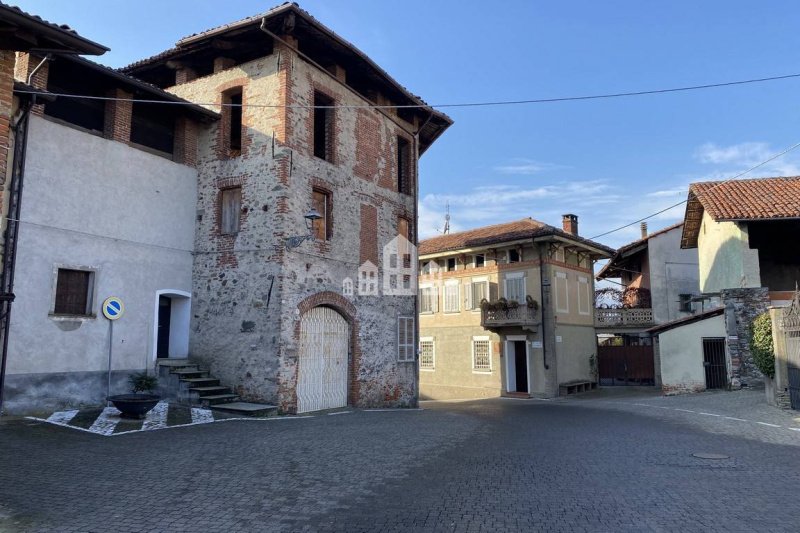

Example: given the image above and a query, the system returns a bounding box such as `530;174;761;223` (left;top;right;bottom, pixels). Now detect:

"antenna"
443;201;450;235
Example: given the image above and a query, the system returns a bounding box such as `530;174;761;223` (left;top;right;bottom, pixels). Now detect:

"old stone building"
122;4;451;412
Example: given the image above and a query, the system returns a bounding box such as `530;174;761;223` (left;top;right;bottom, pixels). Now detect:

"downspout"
0;98;34;413
412;111;433;406
538;243;550;371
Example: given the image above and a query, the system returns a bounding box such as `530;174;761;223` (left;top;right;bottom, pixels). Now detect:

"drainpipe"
538;243;550;371
0;98;33;413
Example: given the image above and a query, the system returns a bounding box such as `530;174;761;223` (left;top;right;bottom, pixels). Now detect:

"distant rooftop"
419;218;614;257
0;3;108;54
596;222;684;280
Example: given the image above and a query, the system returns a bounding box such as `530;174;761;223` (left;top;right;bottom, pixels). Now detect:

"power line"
13;71;800;110
589;139;800;240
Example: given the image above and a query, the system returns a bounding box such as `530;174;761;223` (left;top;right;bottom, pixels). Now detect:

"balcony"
481;305;539;331
595;308;655;329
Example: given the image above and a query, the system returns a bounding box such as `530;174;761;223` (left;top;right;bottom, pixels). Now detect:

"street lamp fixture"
285;208;323;250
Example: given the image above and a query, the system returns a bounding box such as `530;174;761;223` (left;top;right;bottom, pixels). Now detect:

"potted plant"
107;371;160;419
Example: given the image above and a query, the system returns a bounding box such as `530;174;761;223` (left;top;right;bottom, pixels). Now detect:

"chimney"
640;222;648;239
562;214;579;236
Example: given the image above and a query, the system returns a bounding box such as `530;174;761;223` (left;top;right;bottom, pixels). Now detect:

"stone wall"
170;40;420;412
721;287;770;382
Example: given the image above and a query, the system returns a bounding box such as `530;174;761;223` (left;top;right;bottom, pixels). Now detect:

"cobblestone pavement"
2;391;800;532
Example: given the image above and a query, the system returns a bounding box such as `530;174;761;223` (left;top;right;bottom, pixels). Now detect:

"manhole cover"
692;452;729;459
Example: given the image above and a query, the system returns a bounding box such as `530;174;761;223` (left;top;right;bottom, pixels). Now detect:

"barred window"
472;337;492;372
419;338;435;370
443;283;459;313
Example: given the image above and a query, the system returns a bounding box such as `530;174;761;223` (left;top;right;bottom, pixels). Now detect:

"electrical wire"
588;139;800;240
13;71;800;110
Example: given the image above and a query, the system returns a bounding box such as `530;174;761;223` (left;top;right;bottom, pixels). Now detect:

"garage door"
297;306;350;413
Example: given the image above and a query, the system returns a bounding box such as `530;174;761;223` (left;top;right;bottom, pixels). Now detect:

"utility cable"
589;139;800;240
13;71;800;110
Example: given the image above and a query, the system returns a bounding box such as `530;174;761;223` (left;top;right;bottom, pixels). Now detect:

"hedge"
750;312;775;378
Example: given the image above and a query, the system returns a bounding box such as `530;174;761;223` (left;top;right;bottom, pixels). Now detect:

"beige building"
418;216;613;400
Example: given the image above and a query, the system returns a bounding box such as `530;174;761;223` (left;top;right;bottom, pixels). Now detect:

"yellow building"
418;216;613;399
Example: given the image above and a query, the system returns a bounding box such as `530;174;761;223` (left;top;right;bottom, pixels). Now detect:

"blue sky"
18;0;800;248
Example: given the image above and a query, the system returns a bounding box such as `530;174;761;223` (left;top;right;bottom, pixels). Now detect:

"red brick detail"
14;53;48;116
215;77;249;159
213;57;236;73
360;203;378;266
103;88;133;143
0;51;15;188
353;109;380;182
282;291;362;413
173;117;198;167
210;175;249;268
175;67;198;85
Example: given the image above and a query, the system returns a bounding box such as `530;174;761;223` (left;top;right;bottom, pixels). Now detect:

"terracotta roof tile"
418;218;614;257
691;176;800;220
0;2;108;54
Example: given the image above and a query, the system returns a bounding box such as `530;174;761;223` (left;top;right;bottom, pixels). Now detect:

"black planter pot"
107;394;161;419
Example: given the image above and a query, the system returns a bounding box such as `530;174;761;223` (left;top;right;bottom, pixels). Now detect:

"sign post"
102;297;125;405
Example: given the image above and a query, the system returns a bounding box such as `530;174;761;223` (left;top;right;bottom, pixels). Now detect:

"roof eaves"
0;3;108;55
647;307;724;335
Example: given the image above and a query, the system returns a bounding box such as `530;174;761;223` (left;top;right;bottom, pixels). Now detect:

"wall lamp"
285;208;323;250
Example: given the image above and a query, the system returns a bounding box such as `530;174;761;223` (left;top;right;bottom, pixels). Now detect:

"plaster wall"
698;212;761;293
5;116;196;412
658;314;726;394
647;226;700;323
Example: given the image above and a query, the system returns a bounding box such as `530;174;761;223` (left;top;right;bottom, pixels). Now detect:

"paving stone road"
1;389;799;532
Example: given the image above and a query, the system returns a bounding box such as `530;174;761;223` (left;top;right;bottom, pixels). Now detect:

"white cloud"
493;158;565;175
694;141;800;177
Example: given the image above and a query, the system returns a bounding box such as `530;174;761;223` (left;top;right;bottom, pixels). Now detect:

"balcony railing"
481;305;539;330
595;308;654;328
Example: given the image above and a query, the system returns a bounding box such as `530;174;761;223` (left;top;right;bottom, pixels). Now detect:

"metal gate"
702;338;728;389
783;290;800;410
297;306;350;413
597;345;655;386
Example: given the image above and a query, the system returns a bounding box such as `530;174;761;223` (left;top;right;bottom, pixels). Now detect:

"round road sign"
102;297;125;320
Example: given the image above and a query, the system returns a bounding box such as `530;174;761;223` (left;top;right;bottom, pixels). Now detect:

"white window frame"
397;316;415;362
472;336;492;373
467;276;488;311
419;337;435;371
419;284;439;314
578;275;590;315
503;271;526;303
443;281;460;313
555;271;569;314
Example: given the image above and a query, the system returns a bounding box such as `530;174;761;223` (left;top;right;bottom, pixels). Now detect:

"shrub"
129;372;158;393
750;312;775;378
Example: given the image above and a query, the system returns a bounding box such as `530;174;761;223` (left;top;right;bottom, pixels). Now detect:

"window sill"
49;313;96;322
472;370;493;375
420;368;435;372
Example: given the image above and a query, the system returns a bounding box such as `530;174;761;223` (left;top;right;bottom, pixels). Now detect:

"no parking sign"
102;297;124;320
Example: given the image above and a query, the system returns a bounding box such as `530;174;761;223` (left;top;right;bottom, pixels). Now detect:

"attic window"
313;91;334;161
222;88;243;155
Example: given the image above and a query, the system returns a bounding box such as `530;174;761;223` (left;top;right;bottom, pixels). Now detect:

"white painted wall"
8;116;197;376
697;211;761;293
647;226;700;323
658;314;726;394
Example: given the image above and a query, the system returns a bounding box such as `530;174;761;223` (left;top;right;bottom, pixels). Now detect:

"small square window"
508;249;521;263
474;254;485;268
679;294;693;313
54;269;94;316
446;257;456;272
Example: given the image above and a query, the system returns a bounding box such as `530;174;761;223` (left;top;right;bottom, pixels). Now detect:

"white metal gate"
297;306;350;413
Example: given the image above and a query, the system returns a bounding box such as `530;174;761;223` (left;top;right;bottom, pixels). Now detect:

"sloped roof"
681;176;800;248
119;3;451;153
418;218;615;257
0;3;108;54
596;222;684;280
648;307;724;335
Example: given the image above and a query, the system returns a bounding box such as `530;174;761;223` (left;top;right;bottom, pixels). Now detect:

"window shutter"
398;316;415;362
433;286;439;313
465;281;473;310
221;188;242;235
489;281;499;302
